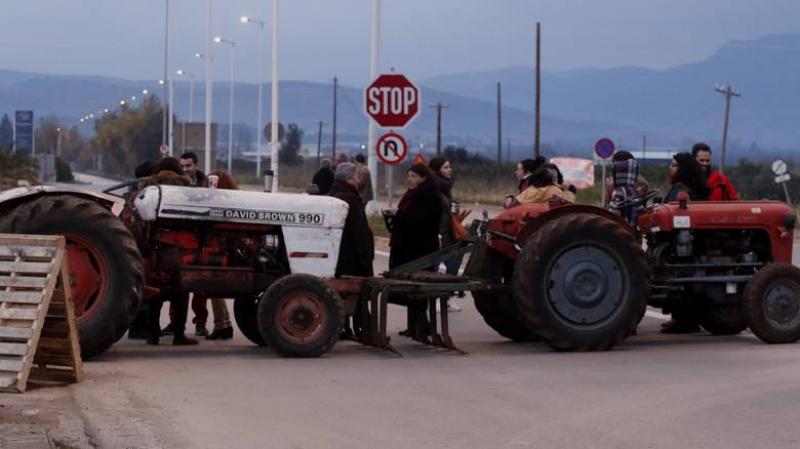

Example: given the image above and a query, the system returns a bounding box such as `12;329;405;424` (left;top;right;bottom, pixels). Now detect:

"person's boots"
128;310;150;340
194;323;209;337
206;327;233;340
161;322;177;336
173;333;199;345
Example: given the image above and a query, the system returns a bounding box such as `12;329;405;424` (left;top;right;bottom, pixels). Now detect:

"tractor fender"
0;184;122;215
515;204;637;246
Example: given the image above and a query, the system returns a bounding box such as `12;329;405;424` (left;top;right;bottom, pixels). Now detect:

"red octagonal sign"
364;73;420;129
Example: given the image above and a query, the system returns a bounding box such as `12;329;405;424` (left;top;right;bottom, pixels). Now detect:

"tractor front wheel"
257;274;344;357
743;263;800;344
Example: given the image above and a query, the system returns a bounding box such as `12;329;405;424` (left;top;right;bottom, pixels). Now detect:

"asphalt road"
4;175;799;448
27;250;799;449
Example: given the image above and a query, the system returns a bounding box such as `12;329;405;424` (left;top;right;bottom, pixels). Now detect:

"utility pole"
642;134;647;160
331;76;338;159
162;0;169;149
316;120;325;167
714;84;741;174
496;82;502;165
429;102;449;155
534;21;541;158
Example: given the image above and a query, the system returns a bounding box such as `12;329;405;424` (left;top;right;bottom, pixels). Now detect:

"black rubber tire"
257;274;344;357
698;304;748;335
0;195;143;358
512;213;648;351
234;293;267;346
743;263;800;344
466;245;538;342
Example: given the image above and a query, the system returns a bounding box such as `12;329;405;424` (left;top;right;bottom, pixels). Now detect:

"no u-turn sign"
375;132;408;165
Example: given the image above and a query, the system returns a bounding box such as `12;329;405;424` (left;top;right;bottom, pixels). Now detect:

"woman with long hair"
665;152;710;202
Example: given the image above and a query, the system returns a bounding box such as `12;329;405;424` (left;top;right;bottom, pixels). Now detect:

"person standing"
179;151;206;186
354;154;374;207
429;157;462;312
383;164;444;339
311;158;335;195
692;142;739;201
329;163;374;277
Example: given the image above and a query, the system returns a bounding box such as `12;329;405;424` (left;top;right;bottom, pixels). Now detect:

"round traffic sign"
364;73;420;129
375;132;408;165
594;137;615;160
159;144;169;156
772;159;787;176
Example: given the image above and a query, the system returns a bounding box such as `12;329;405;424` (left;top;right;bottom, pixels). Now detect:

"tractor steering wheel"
609;189;660;212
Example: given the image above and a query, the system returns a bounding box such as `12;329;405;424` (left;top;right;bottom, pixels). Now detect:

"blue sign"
594;137;615;160
14;110;34;155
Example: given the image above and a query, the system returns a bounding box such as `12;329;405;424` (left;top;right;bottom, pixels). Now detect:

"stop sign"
364;73;420;128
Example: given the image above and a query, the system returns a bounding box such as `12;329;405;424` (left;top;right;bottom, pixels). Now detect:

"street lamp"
55;127;62;157
142;89;149;95
214;36;237;172
176;69;196;152
240;15;266;178
119;100;126;106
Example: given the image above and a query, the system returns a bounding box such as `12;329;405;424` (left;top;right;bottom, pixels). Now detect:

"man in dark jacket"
312;158;335;195
329;162;374;277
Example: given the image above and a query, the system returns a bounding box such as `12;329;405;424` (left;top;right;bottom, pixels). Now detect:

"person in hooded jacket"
608;158;641;225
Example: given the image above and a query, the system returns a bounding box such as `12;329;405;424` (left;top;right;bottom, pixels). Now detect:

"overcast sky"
1;0;798;86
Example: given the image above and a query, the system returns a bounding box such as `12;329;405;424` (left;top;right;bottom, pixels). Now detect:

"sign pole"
782;183;791;205
601;160;606;207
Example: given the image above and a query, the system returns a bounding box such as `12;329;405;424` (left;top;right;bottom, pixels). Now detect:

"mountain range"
1;34;797;160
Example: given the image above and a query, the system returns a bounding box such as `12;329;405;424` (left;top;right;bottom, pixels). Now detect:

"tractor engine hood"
134;185;349;229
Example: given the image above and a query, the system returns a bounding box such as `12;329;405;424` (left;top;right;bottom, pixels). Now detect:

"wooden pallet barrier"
0;234;84;393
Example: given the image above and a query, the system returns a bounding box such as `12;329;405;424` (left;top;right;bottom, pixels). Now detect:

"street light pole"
204;0;213;174
714;84;741;175
240;15;265;178
366;0;381;214
270;0;280;192
176;69;194;152
215;37;237;173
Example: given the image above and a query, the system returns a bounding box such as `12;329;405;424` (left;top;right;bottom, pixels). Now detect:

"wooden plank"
35;337;69;350
0;246;57;259
0;275;48;288
0;342;28;356
0;359;24;372
29;368;76;383
0;327;34;339
0;291;45;304
47;302;66;316
0;373;17;388
0;234;63;246
0;308;39;320
0;260;53;274
33;355;74;367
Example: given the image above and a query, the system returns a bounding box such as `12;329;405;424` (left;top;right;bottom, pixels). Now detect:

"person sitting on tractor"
692;142;739;201
608;157;642;225
605;151;649;203
514;157;546;194
504;164;574;208
662;152;710;334
665;152;710;203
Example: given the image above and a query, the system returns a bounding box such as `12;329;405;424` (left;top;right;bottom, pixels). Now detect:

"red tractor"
468;194;800;350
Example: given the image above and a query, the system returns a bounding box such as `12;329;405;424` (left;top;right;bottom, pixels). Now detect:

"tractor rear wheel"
743;263;800;344
233;294;267;346
698;304;748;335
257;274;344;357
0;195;143;358
513;213;648;351
466;245;537;342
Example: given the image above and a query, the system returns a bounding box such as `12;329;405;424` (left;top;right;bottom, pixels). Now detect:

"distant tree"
443;145;488;164
0;113;12;150
90;97;164;176
280;123;303;165
34;115;62;155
